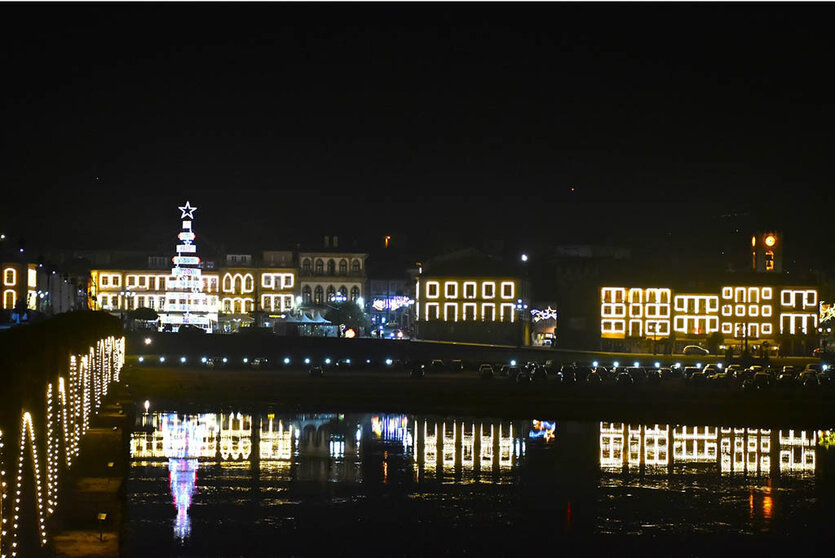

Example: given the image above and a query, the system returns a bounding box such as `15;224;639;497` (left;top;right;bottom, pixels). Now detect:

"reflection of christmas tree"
169;458;198;541
159;201;217;332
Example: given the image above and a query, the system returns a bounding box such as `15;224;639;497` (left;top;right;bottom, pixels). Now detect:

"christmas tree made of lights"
159;201;217;332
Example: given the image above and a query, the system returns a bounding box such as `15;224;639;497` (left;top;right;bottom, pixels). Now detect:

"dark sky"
1;4;832;269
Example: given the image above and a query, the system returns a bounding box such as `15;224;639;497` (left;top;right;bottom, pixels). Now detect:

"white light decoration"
530;306;557;322
159;202;216;332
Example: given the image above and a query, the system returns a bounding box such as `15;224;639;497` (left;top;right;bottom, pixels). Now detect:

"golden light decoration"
765;234;776;247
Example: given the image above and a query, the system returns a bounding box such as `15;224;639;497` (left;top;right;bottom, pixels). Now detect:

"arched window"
3;289;15;309
350;286;360;301
327;285;336;301
314;286;324;304
302;258;312;273
327;259;335;275
4;268;16;285
233;274;244;293
351;259;361;273
338;286;348;300
315;259;324;274
244;274;254;292
223;274;232;292
339;259;347;275
234;300;242;313
303;286;312;304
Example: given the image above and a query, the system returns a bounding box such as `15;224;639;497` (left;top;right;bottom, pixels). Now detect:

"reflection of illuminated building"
259;415;294;460
779;430;816;475
600;423;818;479
673;426;718;463
411;418;523;483
599;423;668;471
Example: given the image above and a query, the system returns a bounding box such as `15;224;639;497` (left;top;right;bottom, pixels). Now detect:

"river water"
124;411;835;557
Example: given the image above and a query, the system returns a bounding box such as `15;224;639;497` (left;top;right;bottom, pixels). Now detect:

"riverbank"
124;366;835;427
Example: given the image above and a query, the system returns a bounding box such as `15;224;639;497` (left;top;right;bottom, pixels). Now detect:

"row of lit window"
421;302;517;322
300;285;361;304
424;280;516;300
261;294;294;312
301;257;363;275
601;315;818;338
603;286;818;308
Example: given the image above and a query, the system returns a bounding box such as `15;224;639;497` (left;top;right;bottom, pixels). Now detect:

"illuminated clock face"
765;234;776;247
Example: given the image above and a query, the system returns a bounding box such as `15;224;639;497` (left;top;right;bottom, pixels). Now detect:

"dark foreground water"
125;411;835;557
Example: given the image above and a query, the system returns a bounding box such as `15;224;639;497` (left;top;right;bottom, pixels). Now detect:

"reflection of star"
178;201;197;219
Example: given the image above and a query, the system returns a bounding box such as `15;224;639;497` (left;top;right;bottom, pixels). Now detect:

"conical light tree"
159;202;217;332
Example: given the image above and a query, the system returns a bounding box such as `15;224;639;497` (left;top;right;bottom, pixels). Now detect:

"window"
445;282;458;299
339;260;347;274
283;274;294;288
352;259;361;273
314;286;324;304
350;286;360;301
426;281;439;299
482;282;495;299
262;274;274;288
425;302;439;320
501;282;514;299
101;275;109;287
127;276;136;287
303;286;312;304
463;282;476;299
463;303;477;320
3;289;15;309
339;286;348;300
481;303;496;321
244;274;254;292
233;275;244;293
500;303;515;322
303;259;312;273
315;259;324;274
327;286;336;301
327;260;335;275
223;274;232;292
444;303;458;322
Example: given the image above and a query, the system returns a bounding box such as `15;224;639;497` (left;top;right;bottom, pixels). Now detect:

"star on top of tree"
178;201;197;219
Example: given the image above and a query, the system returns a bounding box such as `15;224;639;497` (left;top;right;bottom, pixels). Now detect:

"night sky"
1;4;832;270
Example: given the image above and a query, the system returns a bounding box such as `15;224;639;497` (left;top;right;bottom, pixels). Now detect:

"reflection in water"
128;413;833;553
599;422;818;476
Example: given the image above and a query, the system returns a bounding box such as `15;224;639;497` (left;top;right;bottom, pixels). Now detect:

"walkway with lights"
51;385;132;558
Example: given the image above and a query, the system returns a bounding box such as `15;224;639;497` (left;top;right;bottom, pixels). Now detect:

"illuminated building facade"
600;284;820;354
415;249;527;345
297;244;367;307
1;261;80;317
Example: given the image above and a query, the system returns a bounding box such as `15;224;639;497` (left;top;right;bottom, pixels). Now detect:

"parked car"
644;369;661;384
682;366;701;380
449;360;464;373
479;364;494;380
799;371;819;390
515;367;532;384
775;372;797;390
504;366;522;381
531;365;548;381
616;370;634;386
626;367;646;384
683;345;709;355
431;359;445;372
308;365;324;377
410;364;425;378
743;371;771;392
